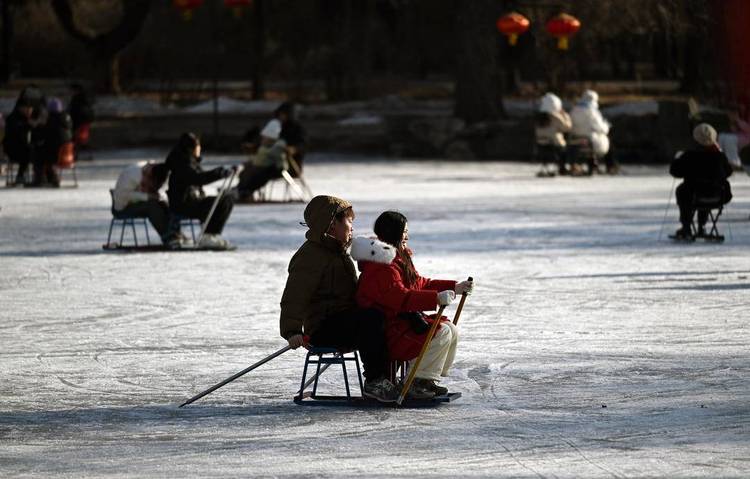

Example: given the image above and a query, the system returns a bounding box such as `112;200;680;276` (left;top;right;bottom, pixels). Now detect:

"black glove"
399;312;430;335
219;166;232;178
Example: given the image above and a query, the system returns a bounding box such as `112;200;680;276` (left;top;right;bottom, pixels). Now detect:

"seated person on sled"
279;195;399;403
535;92;572;176
234;120;289;201
670;123;733;240
112;160;172;244
352;211;473;400
166;132;235;250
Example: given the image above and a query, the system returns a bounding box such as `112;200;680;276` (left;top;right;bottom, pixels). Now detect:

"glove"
437;290;456;306
221;167;233;178
287;334;305;350
455;280;474;296
400;312;430;335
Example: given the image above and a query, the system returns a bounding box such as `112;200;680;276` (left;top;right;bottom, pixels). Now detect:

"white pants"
408;322;459;381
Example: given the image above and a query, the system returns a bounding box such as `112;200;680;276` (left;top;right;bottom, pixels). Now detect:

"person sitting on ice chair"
166;132;235;250
279;195;399;403
112;160;173;245
234;119;289;201
352;211;473;400
670;123;733;240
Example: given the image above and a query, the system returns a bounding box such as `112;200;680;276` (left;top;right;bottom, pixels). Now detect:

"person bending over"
670;123;733;239
112;161;172;245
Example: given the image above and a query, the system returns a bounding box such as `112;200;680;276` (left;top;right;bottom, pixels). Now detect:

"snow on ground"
1;153;749;478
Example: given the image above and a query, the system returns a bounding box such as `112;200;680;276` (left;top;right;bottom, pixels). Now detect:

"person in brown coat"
279;195;398;402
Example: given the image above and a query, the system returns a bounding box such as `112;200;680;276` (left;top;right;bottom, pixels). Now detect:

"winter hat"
539;93;562;114
47;97;63;113
373;211;407;248
581;90;599;104
693;123;718;147
260;119;281;140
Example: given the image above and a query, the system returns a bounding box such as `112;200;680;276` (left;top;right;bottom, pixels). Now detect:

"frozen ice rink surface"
1;152;749;478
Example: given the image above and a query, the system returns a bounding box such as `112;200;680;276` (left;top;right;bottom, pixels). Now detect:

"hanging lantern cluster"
173;0;253;20
496;12;530;46
495;11;581;50
545;13;581;50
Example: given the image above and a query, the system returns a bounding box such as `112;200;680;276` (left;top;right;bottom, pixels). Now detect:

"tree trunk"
454;0;501;124
51;0;151;93
251;0;265;100
0;0;11;83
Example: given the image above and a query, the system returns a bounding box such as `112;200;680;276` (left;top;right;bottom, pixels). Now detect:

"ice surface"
1;154;749;478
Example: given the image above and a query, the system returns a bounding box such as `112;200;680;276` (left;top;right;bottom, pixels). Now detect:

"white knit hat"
692;123;717;147
260;119;281;140
539;93;562;114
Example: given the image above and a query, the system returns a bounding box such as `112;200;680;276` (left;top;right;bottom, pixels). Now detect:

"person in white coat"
535;92;572;176
112;161;171;243
570;90;617;174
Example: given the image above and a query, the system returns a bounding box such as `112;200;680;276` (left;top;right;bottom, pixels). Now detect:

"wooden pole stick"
452;276;473;325
396;305;447;405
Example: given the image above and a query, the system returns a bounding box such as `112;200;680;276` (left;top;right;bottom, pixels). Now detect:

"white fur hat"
350;236;396;264
260;119;281;140
539;92;562;114
693;123;718;147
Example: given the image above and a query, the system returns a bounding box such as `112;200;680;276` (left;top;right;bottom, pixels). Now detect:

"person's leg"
242;166;278;195
204;196;234;235
407;324;453;381
440;321;459;377
310;308;388;381
675;183;695;231
146;200;170;239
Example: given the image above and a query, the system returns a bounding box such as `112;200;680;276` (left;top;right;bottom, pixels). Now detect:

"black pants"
237;165;282;197
173;196;234;235
537;144;566;173
32;149;60;186
9;153;31;183
309;308;388;381
118;200;170;240
675;182;731;229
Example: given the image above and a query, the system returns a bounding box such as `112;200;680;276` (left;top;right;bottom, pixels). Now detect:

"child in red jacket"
352;211;473;398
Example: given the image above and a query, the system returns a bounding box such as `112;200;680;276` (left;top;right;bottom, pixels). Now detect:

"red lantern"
173;0;204;21
224;0;252;18
496;12;530;46
545;13;581;50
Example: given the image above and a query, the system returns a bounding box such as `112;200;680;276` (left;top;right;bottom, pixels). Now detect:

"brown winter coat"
279;196;357;339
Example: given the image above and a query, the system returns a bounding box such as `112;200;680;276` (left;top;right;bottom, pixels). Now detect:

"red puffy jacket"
356;256;456;360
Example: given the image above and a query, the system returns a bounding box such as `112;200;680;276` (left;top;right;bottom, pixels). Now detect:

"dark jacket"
279;196;357;340
3;109;33;161
670;148;733;200
166;150;224;209
41;112;73;163
68;92;95;130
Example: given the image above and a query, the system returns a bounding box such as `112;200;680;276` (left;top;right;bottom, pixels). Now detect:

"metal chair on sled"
294;347;364;404
104;189;151;248
691;190;726;242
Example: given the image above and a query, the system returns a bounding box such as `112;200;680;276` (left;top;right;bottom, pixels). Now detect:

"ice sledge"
102;243;237;252
292;347;460;408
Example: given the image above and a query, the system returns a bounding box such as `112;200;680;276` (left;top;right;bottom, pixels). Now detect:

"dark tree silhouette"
454;0;501;124
51;0;151;93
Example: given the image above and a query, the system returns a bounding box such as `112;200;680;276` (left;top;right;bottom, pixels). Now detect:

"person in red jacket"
352;211;473;399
